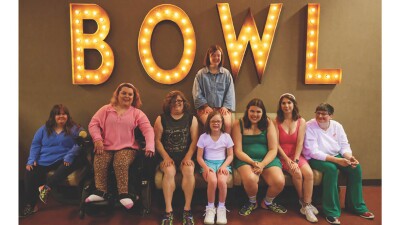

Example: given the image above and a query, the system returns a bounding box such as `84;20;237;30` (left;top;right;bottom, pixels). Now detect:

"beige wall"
19;0;381;179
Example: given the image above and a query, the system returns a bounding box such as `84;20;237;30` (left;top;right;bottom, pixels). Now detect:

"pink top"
278;120;301;158
278;119;308;170
89;104;155;152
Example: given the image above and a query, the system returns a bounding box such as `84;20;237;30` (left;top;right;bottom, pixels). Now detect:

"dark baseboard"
362;179;381;186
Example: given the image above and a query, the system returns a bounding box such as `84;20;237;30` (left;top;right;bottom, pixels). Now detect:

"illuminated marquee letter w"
217;3;282;83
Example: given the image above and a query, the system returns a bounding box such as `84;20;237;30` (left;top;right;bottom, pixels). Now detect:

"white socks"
85;194;104;203
120;198;134;209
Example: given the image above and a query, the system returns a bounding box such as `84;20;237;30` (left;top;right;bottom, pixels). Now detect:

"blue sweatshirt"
26;125;83;166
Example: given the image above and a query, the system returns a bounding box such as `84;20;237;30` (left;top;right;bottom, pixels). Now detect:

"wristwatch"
294;159;299;164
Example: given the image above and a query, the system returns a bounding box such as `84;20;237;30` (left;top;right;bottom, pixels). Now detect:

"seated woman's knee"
180;163;194;176
162;165;176;178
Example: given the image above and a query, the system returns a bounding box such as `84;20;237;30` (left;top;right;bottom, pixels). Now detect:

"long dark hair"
243;98;268;131
45;104;77;136
276;93;301;123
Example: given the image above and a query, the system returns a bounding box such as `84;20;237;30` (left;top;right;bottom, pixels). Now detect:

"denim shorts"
200;159;232;174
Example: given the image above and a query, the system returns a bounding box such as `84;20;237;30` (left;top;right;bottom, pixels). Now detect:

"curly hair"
204;110;225;134
276;93;301;123
243;98;269;131
45;104;78;136
162;90;190;114
204;44;224;68
110;83;142;108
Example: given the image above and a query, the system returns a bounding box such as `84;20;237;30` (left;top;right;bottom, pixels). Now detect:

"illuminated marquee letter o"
138;4;196;84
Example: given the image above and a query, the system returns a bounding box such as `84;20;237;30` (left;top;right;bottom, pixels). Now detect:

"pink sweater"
89;104;155;152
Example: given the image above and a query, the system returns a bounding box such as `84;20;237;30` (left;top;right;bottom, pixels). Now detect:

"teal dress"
234;119;282;169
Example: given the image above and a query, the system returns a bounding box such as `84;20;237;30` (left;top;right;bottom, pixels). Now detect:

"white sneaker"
299;200;319;215
204;206;216;224
216;206;228;224
300;204;318;223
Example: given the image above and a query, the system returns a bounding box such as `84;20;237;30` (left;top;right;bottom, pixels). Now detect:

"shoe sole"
360;215;375;219
326;217;341;225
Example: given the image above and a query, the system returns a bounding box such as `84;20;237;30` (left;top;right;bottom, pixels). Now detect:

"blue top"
27;125;83;166
192;66;236;111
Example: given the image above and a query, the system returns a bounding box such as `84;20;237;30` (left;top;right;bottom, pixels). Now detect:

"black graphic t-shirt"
161;112;192;162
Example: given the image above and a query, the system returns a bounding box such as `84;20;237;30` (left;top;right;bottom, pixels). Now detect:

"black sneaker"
326;216;341;224
38;185;50;204
161;212;173;225
239;201;258;216
19;204;38;218
183;210;194;225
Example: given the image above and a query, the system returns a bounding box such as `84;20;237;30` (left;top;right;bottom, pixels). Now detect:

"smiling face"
55;109;68;127
209;50;222;68
315;110;331;124
280;97;294;114
247;105;263;124
117;86;134;107
209;114;223;132
170;95;184;115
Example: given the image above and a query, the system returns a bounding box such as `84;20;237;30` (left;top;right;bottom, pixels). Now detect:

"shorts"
200;159;232;174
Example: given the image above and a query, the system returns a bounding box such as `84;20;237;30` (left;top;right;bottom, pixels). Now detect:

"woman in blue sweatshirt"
20;104;84;218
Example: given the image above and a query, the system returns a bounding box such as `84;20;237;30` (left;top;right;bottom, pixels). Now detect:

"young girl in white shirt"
197;111;234;225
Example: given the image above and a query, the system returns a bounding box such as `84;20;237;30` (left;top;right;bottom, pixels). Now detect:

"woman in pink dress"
273;93;318;223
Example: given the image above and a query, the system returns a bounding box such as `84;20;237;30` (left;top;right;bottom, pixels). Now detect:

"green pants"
309;155;369;217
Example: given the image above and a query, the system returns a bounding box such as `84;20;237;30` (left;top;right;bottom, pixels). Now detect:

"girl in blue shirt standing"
192;45;235;134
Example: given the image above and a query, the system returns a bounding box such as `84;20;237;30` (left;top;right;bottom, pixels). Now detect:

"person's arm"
337;123;352;157
136;110;155;157
192;72;208;110
26;126;45;170
182;116;199;166
63;126;85;165
218;146;234;175
222;71;235;111
232;120;258;166
154;116;174;167
259;118;278;167
88;106;107;154
294;118;306;161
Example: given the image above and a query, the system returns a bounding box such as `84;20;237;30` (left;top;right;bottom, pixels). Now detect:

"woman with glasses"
303;103;374;224
153;90;198;225
85;83;155;210
232;98;287;216
192;44;235;134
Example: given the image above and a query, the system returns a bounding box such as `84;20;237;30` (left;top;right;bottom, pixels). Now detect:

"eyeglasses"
315;111;330;116
210;120;222;124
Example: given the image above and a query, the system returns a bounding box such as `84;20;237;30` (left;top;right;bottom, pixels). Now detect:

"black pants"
23;156;84;206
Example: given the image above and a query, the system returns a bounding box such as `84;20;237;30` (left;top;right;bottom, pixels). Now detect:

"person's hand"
203;167;215;180
204;106;213;114
287;159;300;173
181;157;194;167
218;166;229;175
26;161;36;171
219;107;229;116
336;158;351;167
161;157;174;168
94;140;104;155
145;149;154;158
349;156;359;168
252;161;263;175
64;161;71;167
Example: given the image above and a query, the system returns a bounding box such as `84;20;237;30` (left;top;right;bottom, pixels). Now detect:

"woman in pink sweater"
85;83;155;209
